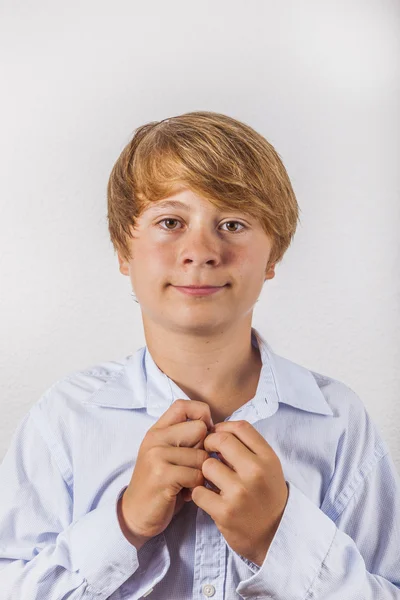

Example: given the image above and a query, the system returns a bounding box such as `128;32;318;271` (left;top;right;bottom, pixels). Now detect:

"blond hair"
107;111;301;270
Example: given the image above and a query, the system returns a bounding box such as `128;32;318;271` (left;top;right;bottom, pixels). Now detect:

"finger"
181;477;221;501
162;446;209;469
150;419;210;448
169;464;205;491
204;478;221;493
204;431;257;478
151;398;214;431
210;450;235;471
202;457;237;495
214;420;272;457
191;484;224;518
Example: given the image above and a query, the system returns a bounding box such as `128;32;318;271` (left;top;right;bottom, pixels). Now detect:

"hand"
117;399;213;549
191;420;289;567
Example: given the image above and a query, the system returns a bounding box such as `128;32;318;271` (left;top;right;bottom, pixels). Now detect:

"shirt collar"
90;327;333;420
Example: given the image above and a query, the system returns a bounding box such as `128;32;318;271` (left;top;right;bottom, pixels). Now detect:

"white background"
0;0;399;469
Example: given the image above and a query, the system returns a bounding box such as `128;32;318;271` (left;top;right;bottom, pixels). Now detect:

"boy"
1;111;399;599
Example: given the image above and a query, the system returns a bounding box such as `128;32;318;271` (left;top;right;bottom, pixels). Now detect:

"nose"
179;227;222;267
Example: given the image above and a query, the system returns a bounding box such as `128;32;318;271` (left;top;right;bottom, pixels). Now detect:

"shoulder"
272;344;371;421
29;353;137;438
307;366;390;474
309;367;375;431
271;347;389;463
267;343;369;422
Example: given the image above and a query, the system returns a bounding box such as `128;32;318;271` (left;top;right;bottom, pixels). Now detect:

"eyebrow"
145;200;192;213
144;200;251;217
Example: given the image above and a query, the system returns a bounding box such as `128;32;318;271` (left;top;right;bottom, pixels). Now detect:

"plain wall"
0;0;399;469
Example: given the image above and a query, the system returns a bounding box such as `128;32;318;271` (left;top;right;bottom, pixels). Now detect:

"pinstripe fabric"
1;327;399;599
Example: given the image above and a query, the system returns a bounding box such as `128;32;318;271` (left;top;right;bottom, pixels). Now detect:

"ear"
264;263;276;281
117;252;130;276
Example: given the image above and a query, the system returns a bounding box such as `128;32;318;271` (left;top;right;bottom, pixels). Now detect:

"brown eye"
221;221;245;233
157;219;246;233
158;218;181;230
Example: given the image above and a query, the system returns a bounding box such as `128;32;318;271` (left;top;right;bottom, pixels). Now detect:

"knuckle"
202;457;218;476
174;398;190;409
216;432;231;445
247;463;264;482
173;398;211;421
236;419;250;429
232;483;247;503
198;449;210;465
145;445;162;463
194;419;207;435
171;399;189;418
143;428;159;446
195;469;205;485
152;463;165;480
222;501;238;521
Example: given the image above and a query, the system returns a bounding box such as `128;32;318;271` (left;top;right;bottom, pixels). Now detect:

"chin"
176;313;224;328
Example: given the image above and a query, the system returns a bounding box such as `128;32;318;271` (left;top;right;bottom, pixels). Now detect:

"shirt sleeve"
236;451;400;599
0;408;170;600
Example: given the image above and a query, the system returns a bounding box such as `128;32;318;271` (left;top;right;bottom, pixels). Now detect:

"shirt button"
202;584;216;597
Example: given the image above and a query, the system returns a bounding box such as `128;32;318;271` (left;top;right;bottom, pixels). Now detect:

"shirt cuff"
236;480;337;600
54;486;170;599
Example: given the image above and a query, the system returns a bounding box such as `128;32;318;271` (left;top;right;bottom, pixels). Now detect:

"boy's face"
118;187;276;334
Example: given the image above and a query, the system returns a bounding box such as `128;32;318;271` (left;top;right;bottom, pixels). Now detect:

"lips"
173;285;227;288
172;284;227;296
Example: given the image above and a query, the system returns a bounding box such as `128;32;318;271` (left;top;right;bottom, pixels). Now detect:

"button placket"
202;583;216;597
193;508;223;599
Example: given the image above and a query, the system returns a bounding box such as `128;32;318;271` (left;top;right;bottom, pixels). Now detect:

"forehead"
143;199;194;213
141;187;227;214
141;195;254;217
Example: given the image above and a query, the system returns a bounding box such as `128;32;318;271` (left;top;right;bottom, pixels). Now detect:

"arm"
236;451;400;599
0;407;170;600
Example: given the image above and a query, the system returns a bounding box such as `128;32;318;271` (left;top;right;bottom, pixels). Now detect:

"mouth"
176;285;226;289
172;284;228;296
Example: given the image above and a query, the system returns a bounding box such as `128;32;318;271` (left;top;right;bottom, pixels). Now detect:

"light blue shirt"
1;327;399;599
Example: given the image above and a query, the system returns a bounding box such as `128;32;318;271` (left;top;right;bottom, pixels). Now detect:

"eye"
156;218;247;233
221;221;246;233
157;218;182;230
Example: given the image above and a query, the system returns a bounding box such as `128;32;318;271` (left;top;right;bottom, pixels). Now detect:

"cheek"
138;242;172;274
233;248;262;275
247;246;268;271
234;256;267;292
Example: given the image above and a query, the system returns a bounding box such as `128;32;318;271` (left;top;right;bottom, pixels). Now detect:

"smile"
172;285;227;296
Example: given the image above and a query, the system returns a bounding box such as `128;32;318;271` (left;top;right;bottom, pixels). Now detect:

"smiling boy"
1;111;399;599
116;185;276;427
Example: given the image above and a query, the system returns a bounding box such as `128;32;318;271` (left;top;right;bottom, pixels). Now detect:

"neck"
142;319;263;423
